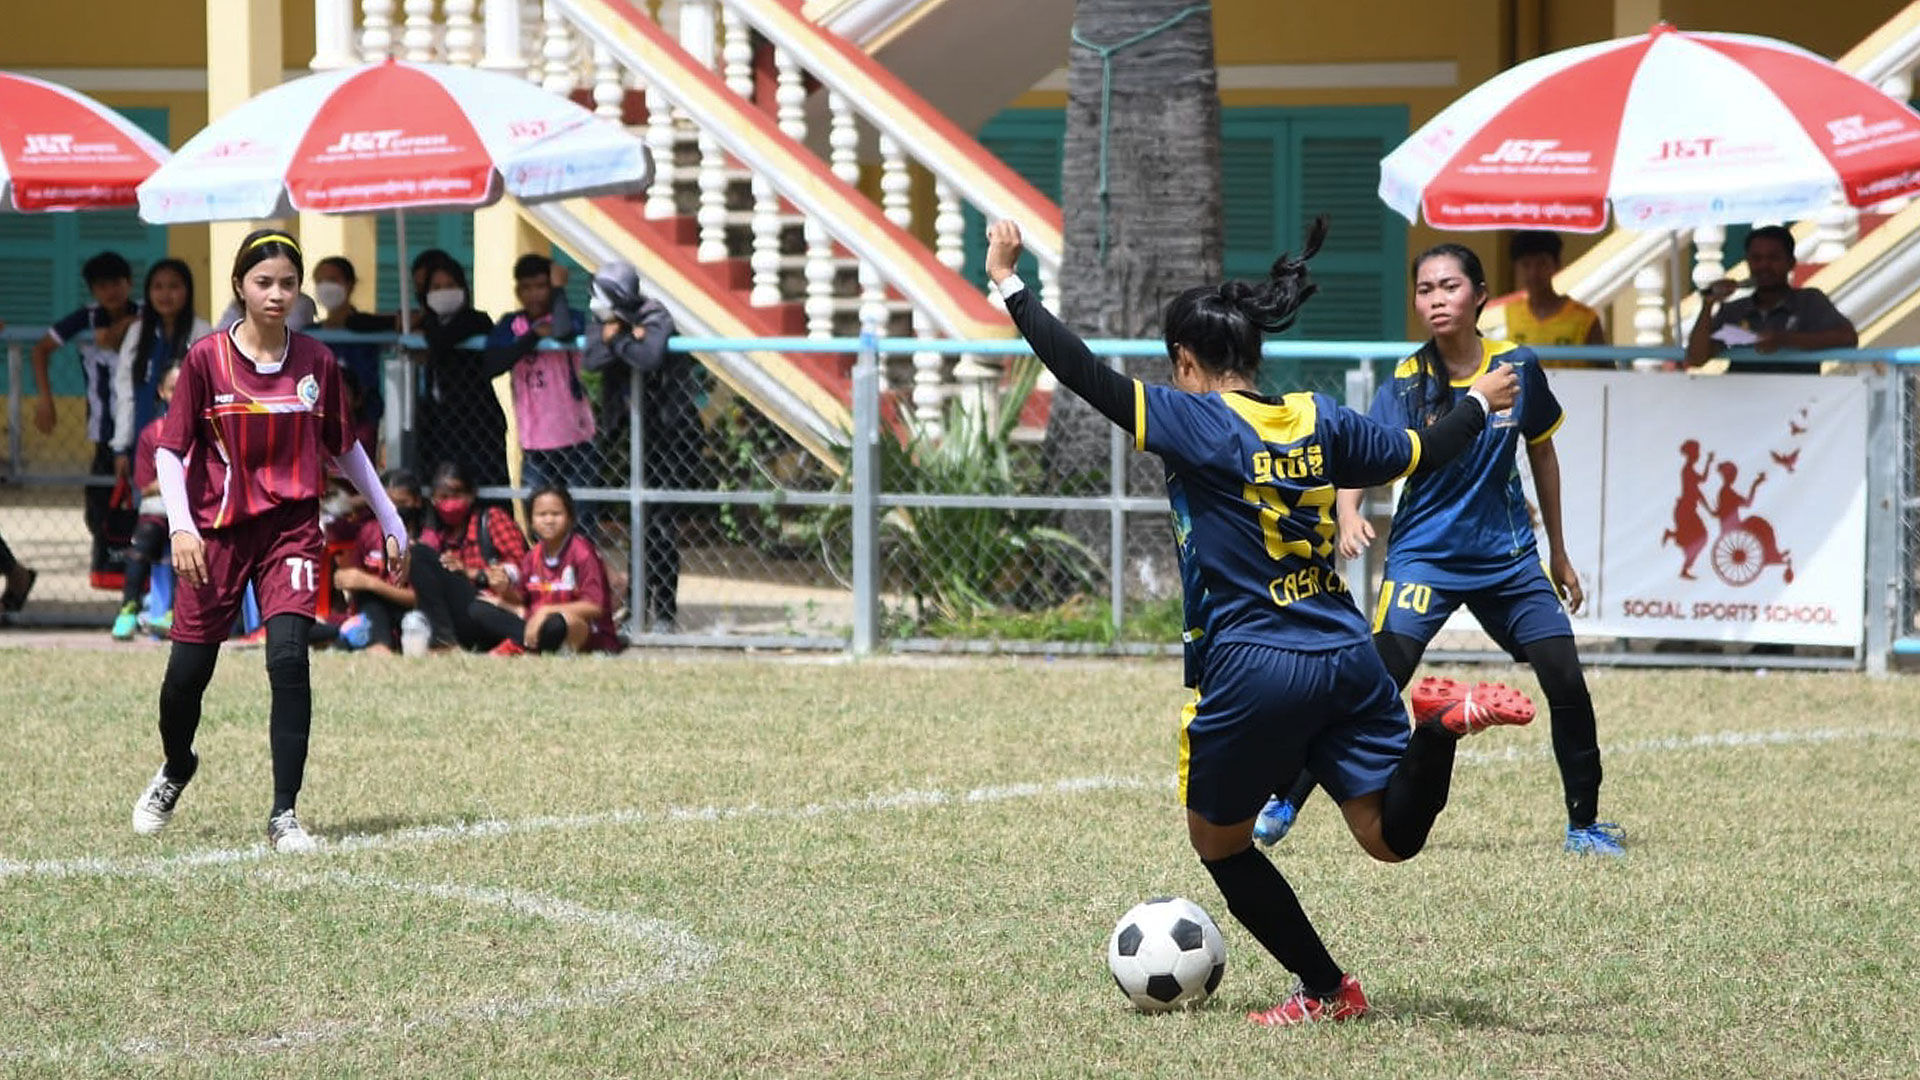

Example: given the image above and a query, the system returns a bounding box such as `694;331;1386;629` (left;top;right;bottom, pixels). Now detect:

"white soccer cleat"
131;759;195;836
267;809;318;854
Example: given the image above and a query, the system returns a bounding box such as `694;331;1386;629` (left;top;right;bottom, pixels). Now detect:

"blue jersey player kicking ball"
1253;243;1624;858
986;220;1536;1027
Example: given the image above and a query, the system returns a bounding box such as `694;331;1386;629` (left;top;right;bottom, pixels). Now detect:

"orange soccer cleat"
1410;676;1536;736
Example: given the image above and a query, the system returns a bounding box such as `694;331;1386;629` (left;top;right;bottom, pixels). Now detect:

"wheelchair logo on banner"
1660;405;1809;588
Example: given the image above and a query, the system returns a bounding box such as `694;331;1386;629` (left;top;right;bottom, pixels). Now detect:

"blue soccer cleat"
1252;796;1296;847
1565;822;1626;857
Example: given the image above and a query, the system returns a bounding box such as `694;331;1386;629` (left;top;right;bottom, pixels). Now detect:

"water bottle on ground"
400;611;432;657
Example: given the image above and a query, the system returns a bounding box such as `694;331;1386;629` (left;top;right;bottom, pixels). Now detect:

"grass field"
2;647;1918;1079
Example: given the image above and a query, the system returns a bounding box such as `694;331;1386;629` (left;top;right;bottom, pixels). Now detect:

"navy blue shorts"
1372;557;1572;660
1180;639;1410;825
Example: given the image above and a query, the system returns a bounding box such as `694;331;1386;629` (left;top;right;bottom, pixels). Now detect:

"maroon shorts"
172;500;324;644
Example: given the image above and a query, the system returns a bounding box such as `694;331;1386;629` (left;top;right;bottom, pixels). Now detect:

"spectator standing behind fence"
1686;225;1859;374
415;256;508;488
1502;231;1608;368
477;484;621;655
113;365;181;640
313;256;399;452
407;460;531;650
114;259;211;484
485;255;597;497
584;261;696;632
31;251;139;584
332;469;423;653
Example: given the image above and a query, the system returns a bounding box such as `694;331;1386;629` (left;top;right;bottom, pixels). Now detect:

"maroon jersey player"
473;484;620;655
130;229;411;853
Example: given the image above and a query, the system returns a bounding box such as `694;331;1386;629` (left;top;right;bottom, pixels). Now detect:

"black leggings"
408;544;567;653
466;602;571;653
158;612;314;815
121;517;169;607
1282;631;1604;827
0;528;16;576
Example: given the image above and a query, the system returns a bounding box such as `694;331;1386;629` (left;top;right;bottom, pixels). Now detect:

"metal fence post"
6;343;22;482
629;361;647;636
1109;351;1127;637
850;329;880;654
382;348;410;472
1343;360;1377;612
1863;366;1901;675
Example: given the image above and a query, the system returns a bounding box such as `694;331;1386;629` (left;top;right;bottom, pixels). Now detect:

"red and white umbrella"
1380;24;1920;233
0;72;170;212
137;57;650;224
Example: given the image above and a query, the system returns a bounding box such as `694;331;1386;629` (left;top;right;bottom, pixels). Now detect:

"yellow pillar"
298;214;379;305
205;0;287;322
1612;0;1665;36
473;199;551;499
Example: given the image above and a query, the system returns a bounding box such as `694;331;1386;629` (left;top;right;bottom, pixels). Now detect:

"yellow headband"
245;232;301;255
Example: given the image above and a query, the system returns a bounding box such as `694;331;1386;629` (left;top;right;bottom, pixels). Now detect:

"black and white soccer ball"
1106;896;1227;1012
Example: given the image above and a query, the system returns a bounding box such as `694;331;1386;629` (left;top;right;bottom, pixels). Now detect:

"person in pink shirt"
482;256;597;509
474;484;620;655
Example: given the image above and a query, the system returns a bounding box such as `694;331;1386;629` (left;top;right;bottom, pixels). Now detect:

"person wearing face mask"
405;459;530;650
413;255;507;489
582;261;697;633
312;256;400;449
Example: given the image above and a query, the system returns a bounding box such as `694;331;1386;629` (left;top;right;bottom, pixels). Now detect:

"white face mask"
588;285;615;322
425;288;464;316
314;281;349;311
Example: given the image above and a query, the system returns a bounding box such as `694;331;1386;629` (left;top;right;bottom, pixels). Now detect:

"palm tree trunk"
1048;0;1223;598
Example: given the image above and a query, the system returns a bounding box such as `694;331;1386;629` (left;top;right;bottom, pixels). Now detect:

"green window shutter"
963;110;1065;291
1284;116;1405;346
375;212;476;313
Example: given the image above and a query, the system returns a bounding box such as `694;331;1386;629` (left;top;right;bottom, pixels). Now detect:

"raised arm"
985;221;1137;434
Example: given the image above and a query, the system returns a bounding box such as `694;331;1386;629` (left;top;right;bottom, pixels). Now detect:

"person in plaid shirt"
407;460;529;649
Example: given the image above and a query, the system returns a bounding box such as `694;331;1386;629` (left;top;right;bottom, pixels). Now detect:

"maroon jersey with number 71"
157;327;353;532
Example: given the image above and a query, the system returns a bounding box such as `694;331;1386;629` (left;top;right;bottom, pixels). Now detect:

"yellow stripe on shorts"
1371;579;1396;634
1177;688;1200;807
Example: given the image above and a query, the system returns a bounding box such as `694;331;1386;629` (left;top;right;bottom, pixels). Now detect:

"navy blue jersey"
1138;384;1421;685
50;302;140;445
1369;340;1562;579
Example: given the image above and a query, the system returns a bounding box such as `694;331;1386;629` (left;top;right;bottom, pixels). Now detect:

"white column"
443;0;479;66
360;0;396;61
312;0;358;70
828;92;860;188
1632;263;1668;346
541;2;577;95
859;261;889;331
479;0;525;74
644;84;678;218
696;132;730;262
878;134;910;231
592;42;623;119
402;0;438;61
804;217;837;339
721;4;754;100
679;0;716;70
1810;192;1858;265
1690;225;1725;290
750;176;784;307
520;0;546;83
933;180;964;274
1879;71;1916;212
774;48;807;143
910;311;945;435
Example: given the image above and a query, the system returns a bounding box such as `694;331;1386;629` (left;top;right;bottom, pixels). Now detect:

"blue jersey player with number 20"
986;219;1535;1028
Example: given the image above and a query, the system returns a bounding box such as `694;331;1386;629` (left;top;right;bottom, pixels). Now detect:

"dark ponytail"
132;258;196;391
1162;216;1329;381
1407;243;1489;422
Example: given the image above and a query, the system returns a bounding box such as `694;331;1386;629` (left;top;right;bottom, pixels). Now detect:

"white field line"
3;725;1912;884
3;868;717;1065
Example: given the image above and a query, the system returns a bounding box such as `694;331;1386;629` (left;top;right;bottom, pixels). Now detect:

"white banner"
1542;370;1867;646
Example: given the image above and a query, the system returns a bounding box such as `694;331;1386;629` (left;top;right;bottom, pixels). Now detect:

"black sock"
158;641;219;780
1202;846;1342;996
1380;722;1458;859
1525;637;1604;828
264;615;313;815
534;612;569;652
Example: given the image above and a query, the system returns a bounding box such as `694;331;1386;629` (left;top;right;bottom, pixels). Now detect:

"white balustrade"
313;0;358;70
804;217;837;339
479;0;525;73
679;0;716;69
1690;225;1725;290
592;42;624;118
1810;193;1859;265
696;132;730;261
750;176;784;306
644;83;679;217
541;3;578;94
858;261;889;331
721;4;754;100
443;0;480;66
360;0;396;61
1879;70;1915;212
1632;263;1668;347
520;0;546;83
911;314;945;434
403;0;439;61
878;134;911;231
773;48;807;143
828;92;860;189
933;180;964;274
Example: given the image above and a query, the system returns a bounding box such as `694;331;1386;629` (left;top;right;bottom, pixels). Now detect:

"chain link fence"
4;326;1915;668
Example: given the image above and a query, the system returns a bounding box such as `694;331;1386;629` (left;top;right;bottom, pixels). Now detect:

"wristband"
1465;388;1491;415
994;274;1028;299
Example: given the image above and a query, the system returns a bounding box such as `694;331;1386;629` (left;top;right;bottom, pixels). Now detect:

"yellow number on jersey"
1242;483;1337;562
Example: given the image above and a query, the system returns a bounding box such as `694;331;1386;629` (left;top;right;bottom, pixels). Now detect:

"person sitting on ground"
477;483;622;656
407;460;530;651
333;469;424;653
114;365;182;640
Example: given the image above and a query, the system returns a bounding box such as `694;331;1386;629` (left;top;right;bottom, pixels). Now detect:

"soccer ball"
1106;896;1226;1012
